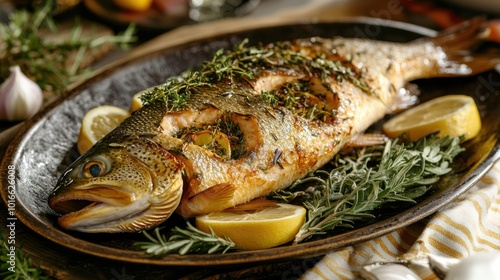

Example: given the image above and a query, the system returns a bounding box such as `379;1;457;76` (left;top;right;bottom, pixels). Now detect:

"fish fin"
227;197;278;211
422;17;500;76
344;133;389;148
178;183;238;217
195;183;236;201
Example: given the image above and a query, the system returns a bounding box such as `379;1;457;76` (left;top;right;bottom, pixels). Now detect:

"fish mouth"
48;185;149;232
49;185;135;213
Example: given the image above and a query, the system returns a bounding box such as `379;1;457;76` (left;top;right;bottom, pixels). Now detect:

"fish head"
49;134;184;233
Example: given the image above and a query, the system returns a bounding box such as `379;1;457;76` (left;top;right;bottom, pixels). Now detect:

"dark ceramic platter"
2;19;500;266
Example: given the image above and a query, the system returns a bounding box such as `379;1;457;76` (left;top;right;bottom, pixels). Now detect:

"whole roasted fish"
49;19;498;233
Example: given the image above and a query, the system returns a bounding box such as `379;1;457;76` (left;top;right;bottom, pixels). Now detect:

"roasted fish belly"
49;19;499;233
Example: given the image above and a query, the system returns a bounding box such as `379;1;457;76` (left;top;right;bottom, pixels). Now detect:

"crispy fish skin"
49;19;498;233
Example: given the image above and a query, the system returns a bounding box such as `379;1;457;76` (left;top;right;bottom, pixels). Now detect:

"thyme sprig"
0;1;136;96
140;38;372;109
135;222;235;255
271;135;464;244
0;232;51;279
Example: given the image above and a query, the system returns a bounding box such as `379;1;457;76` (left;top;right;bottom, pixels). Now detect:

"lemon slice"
77;106;130;154
129;91;145;113
382;95;481;142
196;203;306;250
112;0;153;12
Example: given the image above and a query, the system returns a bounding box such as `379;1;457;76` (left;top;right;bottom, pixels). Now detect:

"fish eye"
82;161;106;178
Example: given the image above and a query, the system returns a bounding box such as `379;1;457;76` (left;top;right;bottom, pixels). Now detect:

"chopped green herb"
261;81;335;122
140;77;199;111
139;38;373;107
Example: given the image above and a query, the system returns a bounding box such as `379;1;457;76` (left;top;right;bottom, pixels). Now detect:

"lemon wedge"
112;0;153;12
196;203;306;250
77;105;130;154
382;95;481;142
129;91;145;113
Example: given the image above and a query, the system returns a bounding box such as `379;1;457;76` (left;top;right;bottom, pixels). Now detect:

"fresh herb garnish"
139;38;372;109
140;72;209;111
135;222;235;255
0;1;136;96
271;135;464;243
0;232;51;279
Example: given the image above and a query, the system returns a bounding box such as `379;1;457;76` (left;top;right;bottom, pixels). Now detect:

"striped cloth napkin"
301;161;500;279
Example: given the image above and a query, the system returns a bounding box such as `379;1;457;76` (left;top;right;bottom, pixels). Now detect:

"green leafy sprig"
135;222;235;255
0;1;136;96
271;135;464;244
0;232;51;280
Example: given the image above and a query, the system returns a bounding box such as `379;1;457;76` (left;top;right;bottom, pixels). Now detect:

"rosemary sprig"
134;222;235;255
271;135;464;244
0;231;51;279
0;1;136;96
140;38;372;109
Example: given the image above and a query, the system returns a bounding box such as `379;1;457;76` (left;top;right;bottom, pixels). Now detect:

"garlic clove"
361;262;422;280
0;66;43;121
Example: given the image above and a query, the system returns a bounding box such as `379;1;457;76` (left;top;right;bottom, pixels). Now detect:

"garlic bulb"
361;263;422;280
0;66;43;121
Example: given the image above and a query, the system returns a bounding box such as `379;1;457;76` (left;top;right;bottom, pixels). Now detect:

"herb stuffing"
174;116;246;159
135;134;464;255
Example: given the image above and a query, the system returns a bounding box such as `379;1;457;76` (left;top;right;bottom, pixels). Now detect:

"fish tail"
421;17;500;76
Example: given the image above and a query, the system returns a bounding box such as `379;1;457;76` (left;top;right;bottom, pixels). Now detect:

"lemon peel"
77;105;130;154
129;91;145;113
